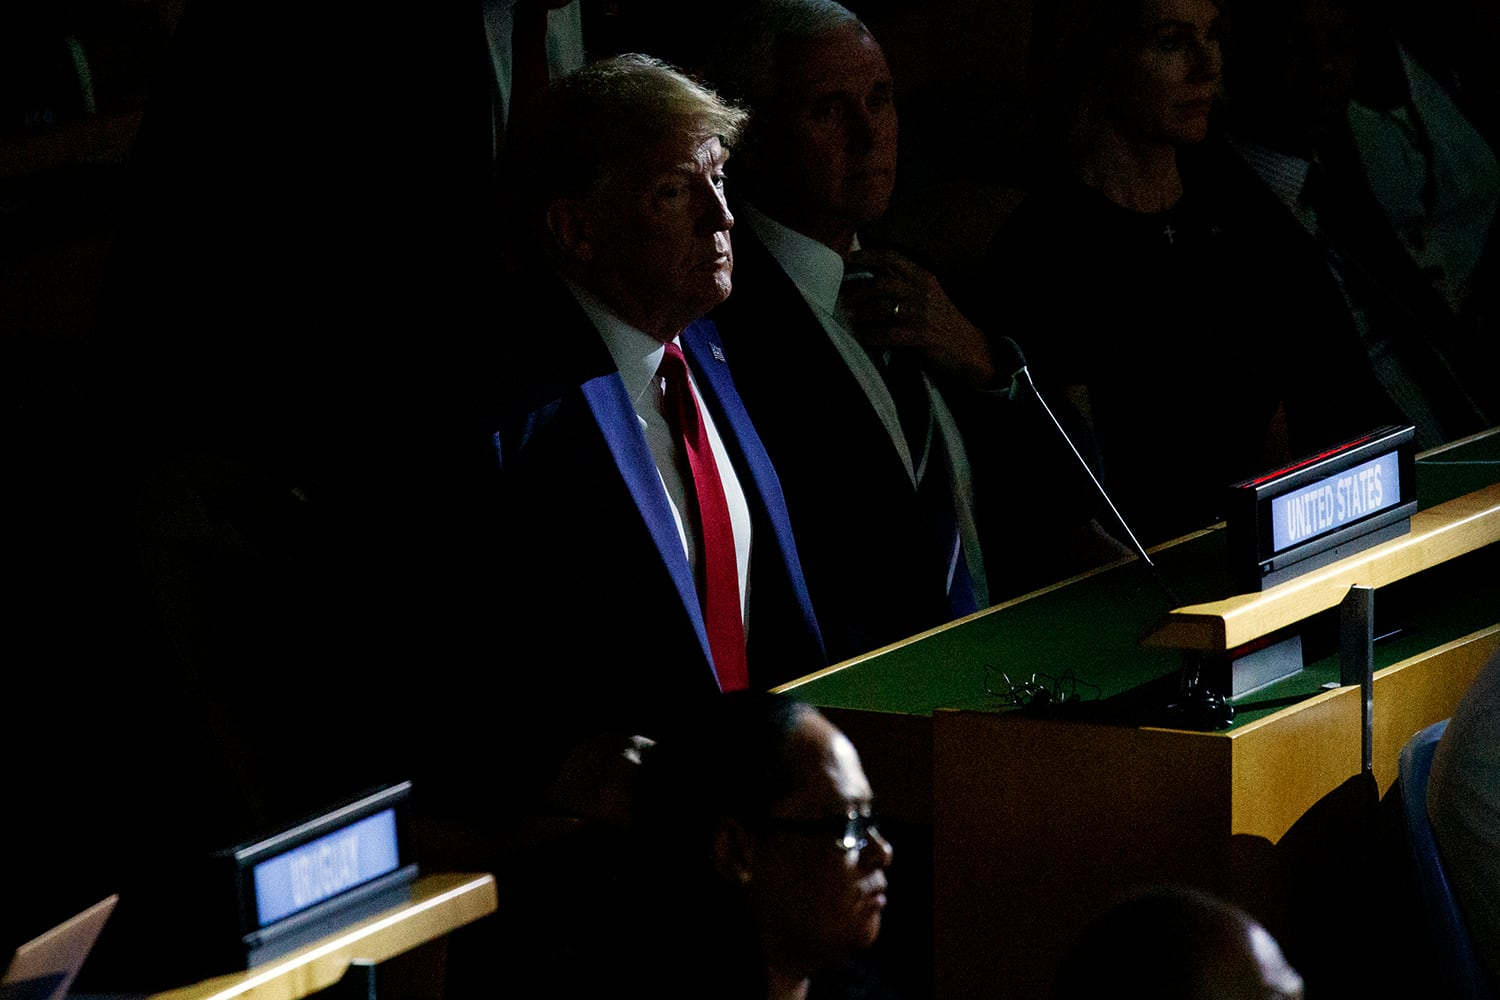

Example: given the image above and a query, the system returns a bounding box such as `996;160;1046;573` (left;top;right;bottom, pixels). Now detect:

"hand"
843;248;996;390
546;733;657;826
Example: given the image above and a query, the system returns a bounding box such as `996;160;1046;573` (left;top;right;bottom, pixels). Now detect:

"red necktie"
658;343;749;691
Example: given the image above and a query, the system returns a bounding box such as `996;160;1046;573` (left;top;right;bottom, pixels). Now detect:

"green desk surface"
782;429;1500;729
1416;426;1500;506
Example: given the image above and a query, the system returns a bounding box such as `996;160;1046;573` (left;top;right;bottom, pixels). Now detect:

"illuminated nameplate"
251;808;402;927
228;782;417;965
1270;451;1402;553
1227;426;1416;591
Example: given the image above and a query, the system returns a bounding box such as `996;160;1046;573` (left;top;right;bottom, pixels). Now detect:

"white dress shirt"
741;203;989;607
482;0;586;152
1229;136;1448;449
1348;45;1499;313
568;280;753;628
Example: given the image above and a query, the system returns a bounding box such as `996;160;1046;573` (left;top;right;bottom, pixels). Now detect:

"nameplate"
227;782;417;965
1227;425;1417;591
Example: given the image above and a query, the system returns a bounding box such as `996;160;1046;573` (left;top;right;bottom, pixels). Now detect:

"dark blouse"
978;137;1396;545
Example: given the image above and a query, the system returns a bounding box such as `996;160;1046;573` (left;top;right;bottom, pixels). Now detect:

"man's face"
746;711;893;969
754;23;898;249
578;134;734;341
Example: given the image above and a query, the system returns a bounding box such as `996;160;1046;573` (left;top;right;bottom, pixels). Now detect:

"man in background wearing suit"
1221;0;1491;448
706;0;1123;662
482;0;584;160
490;53;825;824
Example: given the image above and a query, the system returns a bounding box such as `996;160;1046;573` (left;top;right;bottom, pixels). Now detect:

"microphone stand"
1000;338;1233;729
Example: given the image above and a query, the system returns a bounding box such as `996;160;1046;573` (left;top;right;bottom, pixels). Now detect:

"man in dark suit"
492;53;825;821
1221;0;1491;448
705;1;1123;661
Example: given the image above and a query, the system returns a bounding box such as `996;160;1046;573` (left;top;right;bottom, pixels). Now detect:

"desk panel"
783;431;1500;1000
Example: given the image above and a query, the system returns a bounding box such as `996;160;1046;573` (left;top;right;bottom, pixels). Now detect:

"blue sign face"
1271;452;1401;553
251;809;401;927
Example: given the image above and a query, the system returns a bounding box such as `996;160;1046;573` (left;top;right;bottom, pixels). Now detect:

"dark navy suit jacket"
708;224;960;661
710;222;1116;661
492;278;825;797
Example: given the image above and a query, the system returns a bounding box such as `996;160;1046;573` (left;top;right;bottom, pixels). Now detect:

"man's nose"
860;827;894;869
848;105;878;151
703;182;734;232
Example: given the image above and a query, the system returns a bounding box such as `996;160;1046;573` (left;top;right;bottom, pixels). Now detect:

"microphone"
997;336;1233;729
996;337;1157;573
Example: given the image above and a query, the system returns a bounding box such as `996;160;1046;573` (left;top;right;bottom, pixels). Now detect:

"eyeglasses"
763;809;883;853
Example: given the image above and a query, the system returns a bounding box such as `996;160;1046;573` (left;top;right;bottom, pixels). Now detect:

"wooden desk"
1143;483;1500;653
925;624;1496;1000
146;873;496;1000
780;431;1500;1000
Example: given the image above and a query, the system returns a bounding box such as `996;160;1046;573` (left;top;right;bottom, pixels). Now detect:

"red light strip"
1246;432;1380;486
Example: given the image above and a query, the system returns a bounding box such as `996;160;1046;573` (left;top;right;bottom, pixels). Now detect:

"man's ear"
712;815;756;886
546;197;594;263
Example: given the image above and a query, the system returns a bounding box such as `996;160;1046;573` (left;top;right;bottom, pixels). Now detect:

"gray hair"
708;0;868;114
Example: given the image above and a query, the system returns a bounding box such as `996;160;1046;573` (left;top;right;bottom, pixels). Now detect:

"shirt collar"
565;277;672;408
741;202;856;319
1227;135;1313;212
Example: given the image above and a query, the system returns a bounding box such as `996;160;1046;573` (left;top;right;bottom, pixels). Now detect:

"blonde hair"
516;53;747;208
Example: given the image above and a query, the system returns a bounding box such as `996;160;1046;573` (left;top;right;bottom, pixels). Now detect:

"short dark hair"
1053;885;1261;1000
633;691;820;858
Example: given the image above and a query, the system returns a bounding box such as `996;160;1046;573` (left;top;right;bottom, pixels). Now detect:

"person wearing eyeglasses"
623;693;897;1000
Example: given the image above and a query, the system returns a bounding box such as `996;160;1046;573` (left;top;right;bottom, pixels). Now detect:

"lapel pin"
711;344;727;363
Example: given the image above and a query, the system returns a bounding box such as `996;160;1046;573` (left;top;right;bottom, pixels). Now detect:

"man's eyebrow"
666;149;731;174
654;156;699;175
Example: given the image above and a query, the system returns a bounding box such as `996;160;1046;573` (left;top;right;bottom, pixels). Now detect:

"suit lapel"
733;224;920;487
577;356;717;678
682;321;767;510
682;319;824;666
